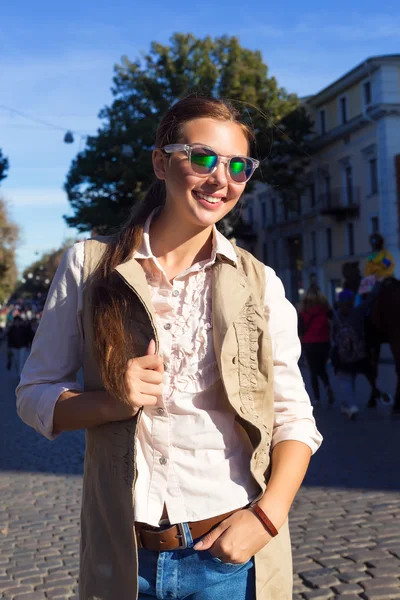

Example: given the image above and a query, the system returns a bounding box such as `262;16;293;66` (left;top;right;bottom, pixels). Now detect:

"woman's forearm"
257;440;312;529
52;389;117;435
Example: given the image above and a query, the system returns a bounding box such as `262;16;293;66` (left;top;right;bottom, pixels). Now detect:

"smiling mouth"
193;191;226;204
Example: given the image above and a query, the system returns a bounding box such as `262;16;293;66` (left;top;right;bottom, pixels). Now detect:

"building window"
273;239;279;269
369;158;378;194
260;201;267;227
344;165;354;205
371;215;379;234
284;200;289;221
310;232;317;265
271;197;277;224
319;109;326;135
363;81;372;106
309;183;316;208
347;223;355;256
326;228;332;259
263;242;268;264
339;96;348;125
324;175;332;207
296;193;302;215
247;204;254;224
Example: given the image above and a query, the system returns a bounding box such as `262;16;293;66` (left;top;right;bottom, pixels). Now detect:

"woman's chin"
189;199;228;227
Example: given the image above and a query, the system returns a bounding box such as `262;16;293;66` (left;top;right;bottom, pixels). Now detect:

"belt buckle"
175;522;188;550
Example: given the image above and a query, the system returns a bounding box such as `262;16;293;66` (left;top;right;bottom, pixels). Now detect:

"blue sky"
1;0;400;273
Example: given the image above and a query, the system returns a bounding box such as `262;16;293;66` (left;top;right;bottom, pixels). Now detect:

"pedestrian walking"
299;285;335;405
0;308;7;336
7;315;30;376
331;289;387;419
17;95;322;600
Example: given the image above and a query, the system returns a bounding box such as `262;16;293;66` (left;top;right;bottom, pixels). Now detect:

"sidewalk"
0;341;399;599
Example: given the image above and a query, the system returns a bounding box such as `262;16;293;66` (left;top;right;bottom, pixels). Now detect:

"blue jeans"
138;523;255;599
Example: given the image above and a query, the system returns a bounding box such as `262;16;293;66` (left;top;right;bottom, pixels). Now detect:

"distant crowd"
298;282;390;419
0;300;43;377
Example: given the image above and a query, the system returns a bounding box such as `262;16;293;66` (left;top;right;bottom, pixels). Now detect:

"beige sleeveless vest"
79;238;292;600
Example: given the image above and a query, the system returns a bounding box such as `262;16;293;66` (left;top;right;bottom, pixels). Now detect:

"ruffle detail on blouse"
172;269;219;393
145;266;220;394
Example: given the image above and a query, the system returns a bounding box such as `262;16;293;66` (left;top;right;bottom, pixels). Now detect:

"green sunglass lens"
191;151;218;173
230;158;251;182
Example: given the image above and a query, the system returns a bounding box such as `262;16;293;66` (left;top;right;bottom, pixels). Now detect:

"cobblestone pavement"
0;340;399;599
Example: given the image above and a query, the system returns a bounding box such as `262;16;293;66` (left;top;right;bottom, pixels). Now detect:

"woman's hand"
106;339;164;421
53;340;164;432
193;509;272;564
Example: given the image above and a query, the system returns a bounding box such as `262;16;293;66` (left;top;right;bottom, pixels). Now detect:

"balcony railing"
318;187;360;221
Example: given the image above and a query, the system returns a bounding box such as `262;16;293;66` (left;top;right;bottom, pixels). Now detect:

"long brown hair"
300;285;330;314
91;95;255;403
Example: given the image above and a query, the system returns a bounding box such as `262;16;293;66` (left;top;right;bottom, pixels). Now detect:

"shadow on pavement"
304;406;400;491
1;344;399;491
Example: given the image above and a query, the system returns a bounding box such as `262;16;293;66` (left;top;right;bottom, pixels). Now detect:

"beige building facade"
242;55;400;305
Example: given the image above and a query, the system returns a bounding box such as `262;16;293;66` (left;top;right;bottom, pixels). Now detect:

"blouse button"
164;323;172;330
157;407;165;415
172;289;179;297
159;457;168;466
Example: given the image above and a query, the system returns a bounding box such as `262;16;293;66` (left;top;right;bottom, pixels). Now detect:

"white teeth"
195;192;222;204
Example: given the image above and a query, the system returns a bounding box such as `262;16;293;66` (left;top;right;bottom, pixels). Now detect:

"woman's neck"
149;208;214;275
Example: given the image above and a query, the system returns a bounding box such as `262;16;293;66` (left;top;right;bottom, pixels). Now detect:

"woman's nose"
207;160;228;186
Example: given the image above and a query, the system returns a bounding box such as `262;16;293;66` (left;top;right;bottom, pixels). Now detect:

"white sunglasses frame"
162;143;260;184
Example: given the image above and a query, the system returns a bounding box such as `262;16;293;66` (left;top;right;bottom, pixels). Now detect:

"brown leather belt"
135;508;243;552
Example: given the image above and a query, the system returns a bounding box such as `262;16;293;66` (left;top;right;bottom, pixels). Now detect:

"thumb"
193;522;228;551
147;339;156;356
146;339;164;373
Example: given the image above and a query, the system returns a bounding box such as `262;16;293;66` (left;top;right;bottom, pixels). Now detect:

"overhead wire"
0;103;91;140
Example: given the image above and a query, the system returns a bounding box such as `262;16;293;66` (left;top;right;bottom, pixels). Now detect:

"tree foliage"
0;149;9;184
64;33;314;233
0;197;20;304
12;239;78;300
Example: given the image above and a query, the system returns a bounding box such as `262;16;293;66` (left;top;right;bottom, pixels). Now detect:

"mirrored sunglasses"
162;143;259;184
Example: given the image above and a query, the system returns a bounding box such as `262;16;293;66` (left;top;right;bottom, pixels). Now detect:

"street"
0;341;399;600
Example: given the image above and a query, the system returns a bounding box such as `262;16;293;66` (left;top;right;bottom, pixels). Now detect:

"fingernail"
193;541;203;550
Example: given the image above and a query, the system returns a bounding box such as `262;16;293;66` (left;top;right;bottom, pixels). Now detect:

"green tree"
0;197;20;304
12;239;78;300
64;34;313;234
0;149;8;184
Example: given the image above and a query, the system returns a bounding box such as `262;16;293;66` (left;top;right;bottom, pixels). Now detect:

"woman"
7;314;30;376
332;289;390;418
299;285;334;405
17;96;322;600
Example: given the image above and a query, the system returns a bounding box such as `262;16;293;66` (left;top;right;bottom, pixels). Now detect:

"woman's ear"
152;148;167;180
